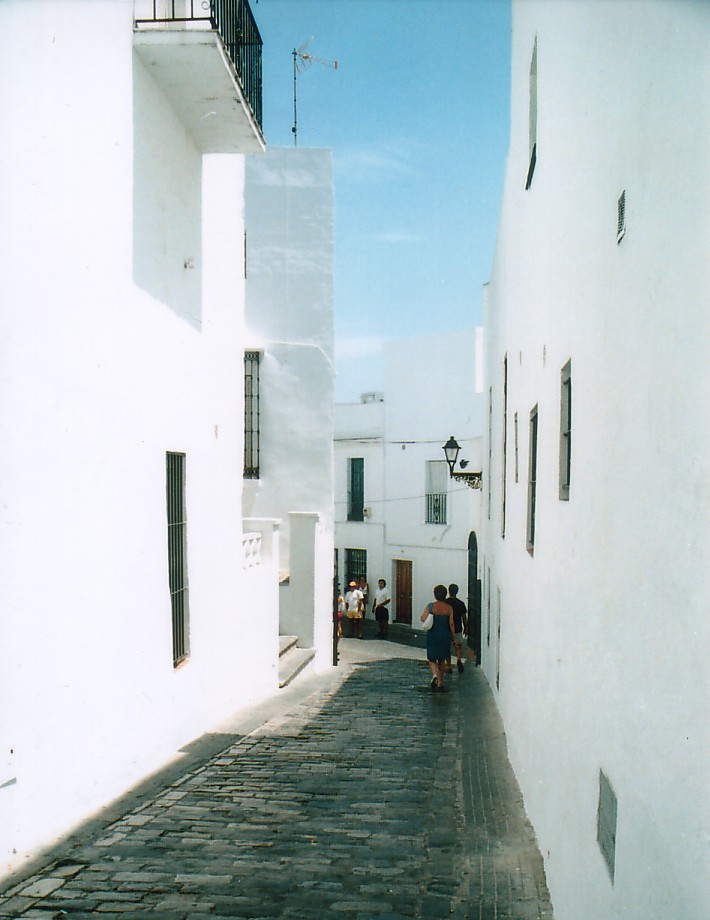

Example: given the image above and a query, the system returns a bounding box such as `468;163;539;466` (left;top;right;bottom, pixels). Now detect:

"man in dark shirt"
446;583;468;673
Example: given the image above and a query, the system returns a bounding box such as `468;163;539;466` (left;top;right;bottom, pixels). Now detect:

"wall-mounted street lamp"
442;436;483;490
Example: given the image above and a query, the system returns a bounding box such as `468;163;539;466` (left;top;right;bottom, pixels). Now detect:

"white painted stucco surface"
243;148;335;667
0;0;278;878
482;3;710;918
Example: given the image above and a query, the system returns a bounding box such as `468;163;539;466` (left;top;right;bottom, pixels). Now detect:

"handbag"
421;602;434;631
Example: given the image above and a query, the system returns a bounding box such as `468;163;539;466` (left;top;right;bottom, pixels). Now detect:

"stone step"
278;641;315;689
279;635;299;657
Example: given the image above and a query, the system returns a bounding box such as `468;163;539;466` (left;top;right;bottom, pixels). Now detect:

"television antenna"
292;38;338;146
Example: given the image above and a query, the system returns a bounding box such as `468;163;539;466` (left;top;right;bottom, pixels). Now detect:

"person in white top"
372;578;391;638
344;581;364;638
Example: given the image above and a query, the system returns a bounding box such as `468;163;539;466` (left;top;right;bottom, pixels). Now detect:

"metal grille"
617;190;626;242
344;548;367;586
425;460;447;524
244;351;260;479
425;493;447;524
166;451;190;667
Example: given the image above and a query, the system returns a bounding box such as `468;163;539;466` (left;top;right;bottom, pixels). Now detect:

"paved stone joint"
0;657;553;919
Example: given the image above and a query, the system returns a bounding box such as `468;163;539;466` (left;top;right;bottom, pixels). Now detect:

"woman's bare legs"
428;660;446;688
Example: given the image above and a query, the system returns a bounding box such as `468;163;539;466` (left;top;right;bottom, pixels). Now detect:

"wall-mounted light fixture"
442;436;483;490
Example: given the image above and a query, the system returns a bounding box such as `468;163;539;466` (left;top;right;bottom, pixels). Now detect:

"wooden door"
394;560;412;625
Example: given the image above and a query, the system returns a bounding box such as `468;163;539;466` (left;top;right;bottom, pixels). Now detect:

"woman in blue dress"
420;585;456;692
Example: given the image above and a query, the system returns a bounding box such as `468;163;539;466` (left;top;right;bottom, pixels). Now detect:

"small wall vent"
597;769;618;883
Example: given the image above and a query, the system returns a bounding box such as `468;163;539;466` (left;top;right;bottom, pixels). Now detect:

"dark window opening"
244;350;260;479
347;457;365;521
526;38;538;189
559;360;572;499
166;451;189;667
527;405;539;553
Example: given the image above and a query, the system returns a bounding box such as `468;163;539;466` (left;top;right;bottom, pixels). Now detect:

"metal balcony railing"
135;0;263;131
426;492;447;525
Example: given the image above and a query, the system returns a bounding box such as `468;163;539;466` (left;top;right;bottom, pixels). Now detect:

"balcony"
134;0;264;154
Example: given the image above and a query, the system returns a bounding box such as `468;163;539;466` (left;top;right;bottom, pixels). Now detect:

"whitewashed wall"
0;0;276;878
385;330;483;616
483;3;710;918
243;148;335;666
334;400;386;596
334;329;484;624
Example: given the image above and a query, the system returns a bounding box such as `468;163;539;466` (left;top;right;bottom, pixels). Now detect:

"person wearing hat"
344;580;365;638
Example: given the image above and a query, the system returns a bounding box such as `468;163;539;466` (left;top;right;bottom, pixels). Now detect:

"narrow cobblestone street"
0;635;553;919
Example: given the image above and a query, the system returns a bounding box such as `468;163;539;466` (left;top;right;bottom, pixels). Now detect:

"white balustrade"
242;531;262;569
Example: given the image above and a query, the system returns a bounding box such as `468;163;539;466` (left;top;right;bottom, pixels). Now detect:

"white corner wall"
385;330;483;615
243;148;335;666
334;329;485;627
483;3;710;918
0;0;276;877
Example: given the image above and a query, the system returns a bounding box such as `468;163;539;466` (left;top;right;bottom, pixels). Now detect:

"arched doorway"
467;532;482;665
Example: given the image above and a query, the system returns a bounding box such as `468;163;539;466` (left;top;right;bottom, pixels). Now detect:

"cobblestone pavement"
0;636;553;919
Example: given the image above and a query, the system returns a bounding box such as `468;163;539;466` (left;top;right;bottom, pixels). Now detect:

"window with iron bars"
244;351;260;479
617;190;626;243
166;451;190;667
344;548;367;587
425;460;448;524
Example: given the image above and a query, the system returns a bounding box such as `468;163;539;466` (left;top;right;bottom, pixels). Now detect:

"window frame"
166;451;190;668
525;37;538;190
347;457;365;522
243;350;261;479
559;360;572;500
501;355;508;537
425;459;448;525
526;405;539;554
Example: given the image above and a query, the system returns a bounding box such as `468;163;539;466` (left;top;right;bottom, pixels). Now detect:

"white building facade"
335;329;484;645
0;1;332;879
244;147;335;666
482;2;710;918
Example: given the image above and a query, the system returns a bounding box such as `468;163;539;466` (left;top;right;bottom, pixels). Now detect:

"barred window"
244;351;260;479
345;548;367;586
166;451;189;667
425;460;448;524
617;190;626;243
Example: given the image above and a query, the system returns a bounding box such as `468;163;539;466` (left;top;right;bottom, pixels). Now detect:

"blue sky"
254;0;512;401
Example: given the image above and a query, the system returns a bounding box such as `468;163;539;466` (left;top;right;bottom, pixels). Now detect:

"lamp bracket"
451;471;483;490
